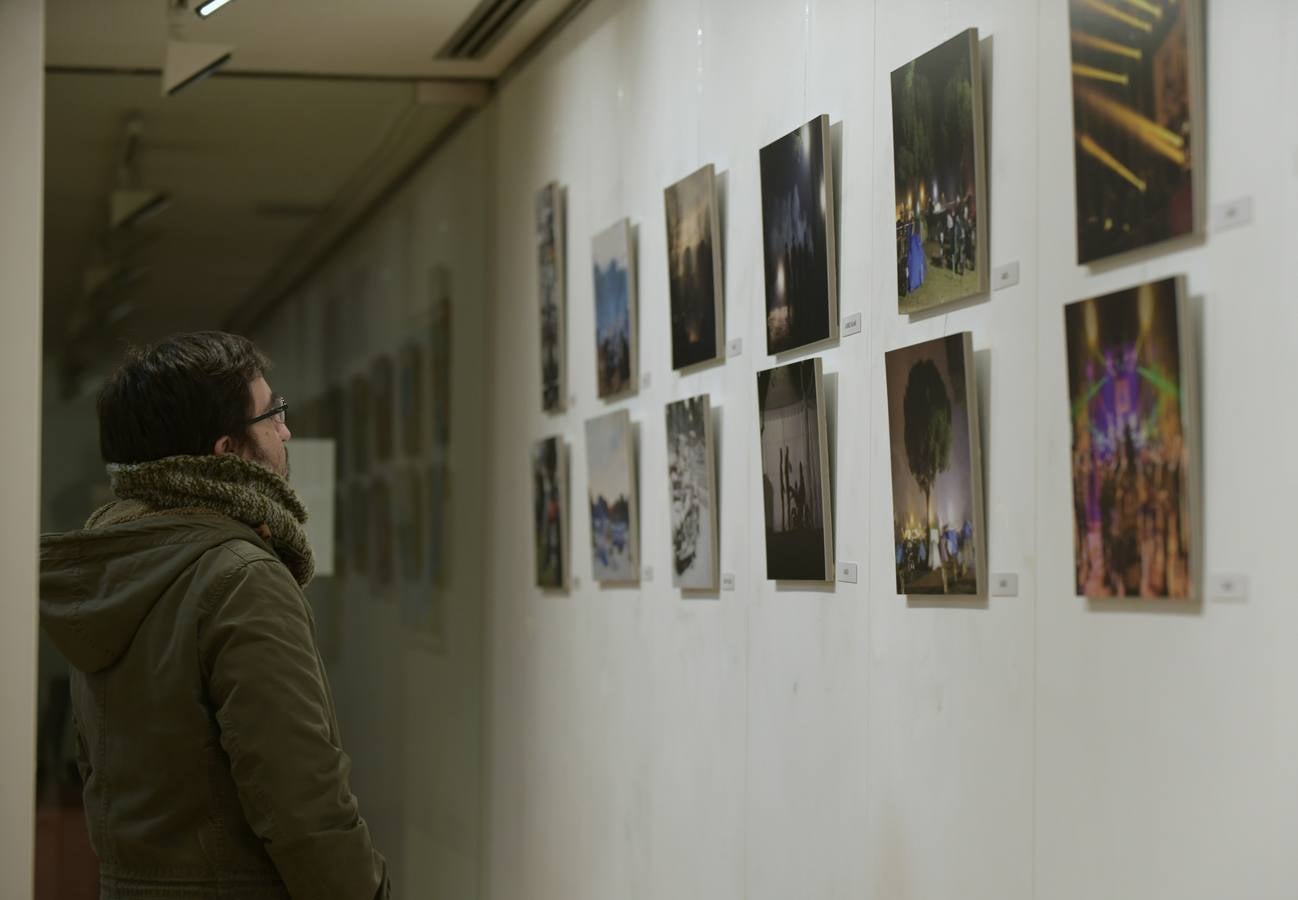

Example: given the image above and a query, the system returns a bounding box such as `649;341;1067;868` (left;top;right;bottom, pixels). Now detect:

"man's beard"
238;439;289;480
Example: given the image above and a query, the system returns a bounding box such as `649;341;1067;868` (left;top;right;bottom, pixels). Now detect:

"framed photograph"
348;480;369;574
759;114;838;355
394;467;423;582
891;28;989;314
531;436;568;590
371;355;395;463
1068;0;1203;263
332;485;346;579
425;462;449;588
398;343;423;457
1064;277;1197;598
584;409;639;583
885;332;986;596
665;394;718;590
323;386;345;475
369;476;393;591
348;374;371;476
402;463;447;649
592;217;638;400
665;164;724;369
430;269;452;450
537;182;567;412
756;358;833;581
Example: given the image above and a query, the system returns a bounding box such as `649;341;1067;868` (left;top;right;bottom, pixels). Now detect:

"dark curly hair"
97;331;271;464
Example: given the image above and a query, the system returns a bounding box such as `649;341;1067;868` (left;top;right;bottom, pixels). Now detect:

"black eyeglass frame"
246;397;288;426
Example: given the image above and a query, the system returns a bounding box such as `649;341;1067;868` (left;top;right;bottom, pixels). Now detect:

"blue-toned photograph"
584;409;638;583
591;218;637;399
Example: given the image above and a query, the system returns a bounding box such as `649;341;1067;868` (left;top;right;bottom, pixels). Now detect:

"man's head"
98;331;292;478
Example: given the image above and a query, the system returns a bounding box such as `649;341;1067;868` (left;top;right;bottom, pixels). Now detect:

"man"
40;332;389;900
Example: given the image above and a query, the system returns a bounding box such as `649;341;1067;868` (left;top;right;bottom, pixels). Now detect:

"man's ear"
213;435;234;457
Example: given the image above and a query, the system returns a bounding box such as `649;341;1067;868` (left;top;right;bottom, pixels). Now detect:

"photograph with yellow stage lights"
891;28;988;315
1064;277;1197;599
1068;0;1202;264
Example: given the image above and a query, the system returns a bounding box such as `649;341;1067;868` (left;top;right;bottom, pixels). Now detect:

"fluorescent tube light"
195;0;236;18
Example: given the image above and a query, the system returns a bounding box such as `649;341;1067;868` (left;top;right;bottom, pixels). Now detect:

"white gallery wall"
478;1;1298;899
252;0;1298;898
0;0;43;895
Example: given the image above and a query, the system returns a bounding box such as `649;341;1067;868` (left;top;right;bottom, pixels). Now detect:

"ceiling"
44;0;577;388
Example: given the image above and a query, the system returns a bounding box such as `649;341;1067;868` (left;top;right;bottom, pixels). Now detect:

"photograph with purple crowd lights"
891;28;988;315
759;115;838;355
885;332;986;596
1068;0;1203;264
1064;277;1197;599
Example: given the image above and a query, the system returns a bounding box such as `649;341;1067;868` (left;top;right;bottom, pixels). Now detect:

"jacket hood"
40;499;267;674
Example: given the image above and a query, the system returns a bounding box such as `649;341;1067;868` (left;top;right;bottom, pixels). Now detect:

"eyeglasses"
247;396;288;426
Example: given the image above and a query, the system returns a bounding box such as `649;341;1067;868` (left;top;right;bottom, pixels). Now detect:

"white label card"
992;262;1020;291
1213;197;1253;232
721;573;736;591
727;337;743;358
841;313;862;336
837;562;858;583
1209;573;1249;602
991;573;1019;597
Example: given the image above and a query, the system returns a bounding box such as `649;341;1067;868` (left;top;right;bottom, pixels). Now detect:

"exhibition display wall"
260;0;1298;898
482;1;1298;899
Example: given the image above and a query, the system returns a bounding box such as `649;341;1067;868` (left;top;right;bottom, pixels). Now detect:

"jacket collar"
103;454;315;586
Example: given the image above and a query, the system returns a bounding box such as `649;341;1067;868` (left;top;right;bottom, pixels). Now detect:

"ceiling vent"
436;0;540;60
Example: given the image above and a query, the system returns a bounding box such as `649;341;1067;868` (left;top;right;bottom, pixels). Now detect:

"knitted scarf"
104;454;314;586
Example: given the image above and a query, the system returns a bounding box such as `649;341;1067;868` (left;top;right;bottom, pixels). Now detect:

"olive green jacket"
40;495;389;900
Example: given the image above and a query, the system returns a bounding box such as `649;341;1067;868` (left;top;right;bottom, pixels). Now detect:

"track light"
195;0;237;18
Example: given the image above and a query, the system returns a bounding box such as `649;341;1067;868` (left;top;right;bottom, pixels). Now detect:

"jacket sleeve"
199;556;389;900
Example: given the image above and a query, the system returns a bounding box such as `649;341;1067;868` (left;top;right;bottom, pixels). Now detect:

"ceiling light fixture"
195;0;237;18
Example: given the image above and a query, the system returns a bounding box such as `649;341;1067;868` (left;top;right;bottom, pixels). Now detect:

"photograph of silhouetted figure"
757;358;833;581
